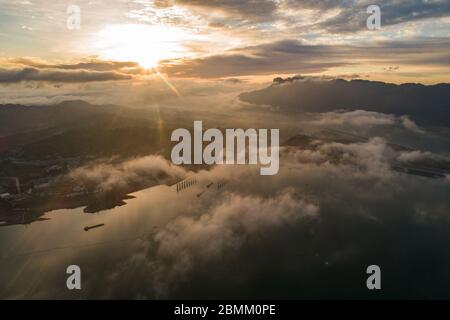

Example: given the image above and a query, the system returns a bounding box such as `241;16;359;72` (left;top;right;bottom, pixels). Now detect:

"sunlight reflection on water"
0;183;202;298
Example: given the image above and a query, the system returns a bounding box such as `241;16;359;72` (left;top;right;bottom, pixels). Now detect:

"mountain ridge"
240;77;450;127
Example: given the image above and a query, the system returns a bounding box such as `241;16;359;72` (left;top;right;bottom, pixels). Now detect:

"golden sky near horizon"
0;0;450;84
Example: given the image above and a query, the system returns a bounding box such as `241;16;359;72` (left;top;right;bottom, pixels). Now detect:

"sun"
91;24;189;69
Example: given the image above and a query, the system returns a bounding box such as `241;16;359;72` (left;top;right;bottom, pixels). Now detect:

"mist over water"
1;128;450;299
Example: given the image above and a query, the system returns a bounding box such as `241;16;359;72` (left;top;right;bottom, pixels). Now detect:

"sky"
1;1;450;300
1;0;450;87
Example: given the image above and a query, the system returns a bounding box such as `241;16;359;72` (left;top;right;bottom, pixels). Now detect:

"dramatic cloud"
160;40;350;77
283;0;450;32
0;67;133;83
0;58;150;84
1;1;450;83
154;0;450;31
11;58;140;72
161;38;450;78
0;0;449;85
156;0;277;20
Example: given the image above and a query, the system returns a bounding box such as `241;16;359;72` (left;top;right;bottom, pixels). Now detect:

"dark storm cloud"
0;67;133;83
160;38;450;78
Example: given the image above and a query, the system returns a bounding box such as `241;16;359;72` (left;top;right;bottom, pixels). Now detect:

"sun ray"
154;68;181;97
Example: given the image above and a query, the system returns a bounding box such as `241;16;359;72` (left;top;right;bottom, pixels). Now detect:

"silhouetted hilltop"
0;100;175;159
240;78;450;126
0;100;120;136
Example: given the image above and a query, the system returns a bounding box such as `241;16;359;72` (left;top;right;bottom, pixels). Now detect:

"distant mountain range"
0;100;118;136
0;100;173;159
239;78;450;127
